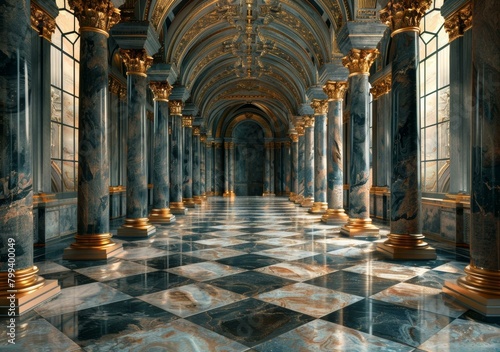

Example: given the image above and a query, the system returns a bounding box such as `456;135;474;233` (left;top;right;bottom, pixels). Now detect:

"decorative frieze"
342;49;379;76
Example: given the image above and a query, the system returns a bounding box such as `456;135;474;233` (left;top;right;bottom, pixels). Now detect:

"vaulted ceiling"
116;0;357;138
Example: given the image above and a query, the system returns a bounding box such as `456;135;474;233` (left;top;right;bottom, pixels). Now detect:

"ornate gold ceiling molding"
380;0;432;36
30;3;56;41
443;2;472;43
370;75;392;100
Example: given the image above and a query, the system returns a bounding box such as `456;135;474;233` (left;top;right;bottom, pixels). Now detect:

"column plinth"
322;208;349;224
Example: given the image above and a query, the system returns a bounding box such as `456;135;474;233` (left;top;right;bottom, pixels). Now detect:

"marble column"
223;142;236;197
169;101;187;214
322;81;350;224
270;142;276;196
192;127;203;204
148;81;175;223
309;100;328;214
289;132;299;201
377;0;436;256
64;2;126;254
283;141;291;196
0;0;60;315
275;142;283;196
182;116;195;208
340;49;379;237
301;117;315;207
205;141;214;196
115;49;156;237
200;134;207;199
214;142;224;196
294;125;306;204
263;142;275;196
444;0;500;316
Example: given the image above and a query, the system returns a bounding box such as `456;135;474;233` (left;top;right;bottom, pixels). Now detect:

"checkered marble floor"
2;197;500;351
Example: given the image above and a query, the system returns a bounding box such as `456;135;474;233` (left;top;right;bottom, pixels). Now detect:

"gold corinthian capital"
169;100;184;116
69;0;120;37
342;49;379;76
119;49;153;77
323;81;348;101
380;0;432;36
149;81;172;102
311;99;329;116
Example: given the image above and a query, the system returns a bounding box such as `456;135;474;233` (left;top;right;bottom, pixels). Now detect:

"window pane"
423;161;437;192
438;46;450;89
425;54;436;95
62;92;74;125
438;121;450;159
51;122;61;159
62;161;76;192
438;87;450;122
63;125;75;160
424;125;437;161
425;92;437;126
63;53;74;94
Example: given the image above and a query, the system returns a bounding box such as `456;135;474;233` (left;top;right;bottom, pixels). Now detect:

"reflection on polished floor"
2;197;500;351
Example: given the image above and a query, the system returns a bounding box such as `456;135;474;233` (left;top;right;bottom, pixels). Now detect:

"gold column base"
288;192;296;201
170;202;188;215
308;202;328;214
444;267;500;316
149;208;176;223
377;233;436;259
0;267;60;315
183;198;196;208
262;191;276;197
294;194;304;204
205;191;215;197
340;218;379;238
223;191;236;198
63;233;124;260
300;197;314;208
116;218;156;238
193;195;205;204
321;208;349;224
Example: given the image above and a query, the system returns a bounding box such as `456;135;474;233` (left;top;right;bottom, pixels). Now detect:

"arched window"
50;0;80;193
419;0;450;194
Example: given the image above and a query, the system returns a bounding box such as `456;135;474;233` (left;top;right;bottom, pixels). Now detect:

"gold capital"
370;75;392;100
193;126;201;136
443;2;472;43
303;116;315;128
342;49;379;76
310;99;328;116
169;100;183;116
182;116;193;128
149;81;172;102
380;0;432;36
290;133;299;142
323;81;348;101
119;86;127;100
295;125;305;136
108;75;122;96
69;0;120;36
200;133;207;142
30;3;56;41
119;49;153;77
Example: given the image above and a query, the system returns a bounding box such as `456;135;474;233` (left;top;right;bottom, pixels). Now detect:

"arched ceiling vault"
137;0;352;137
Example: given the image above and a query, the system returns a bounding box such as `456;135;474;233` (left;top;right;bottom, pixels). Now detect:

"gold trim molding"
323;81;348;101
380;0;432;35
149;81;172;102
119;49;153;77
370;75;392;100
310;99;328;116
69;0;120;37
342;49;379;76
30;3;56;41
444;3;472;42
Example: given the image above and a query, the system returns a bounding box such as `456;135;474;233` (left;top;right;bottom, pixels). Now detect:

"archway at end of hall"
232;120;265;196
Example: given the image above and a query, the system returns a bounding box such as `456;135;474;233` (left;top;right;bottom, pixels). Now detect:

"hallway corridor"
2;198;499;351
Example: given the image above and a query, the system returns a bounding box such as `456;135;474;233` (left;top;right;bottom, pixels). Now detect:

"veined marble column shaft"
301;117;315;207
65;1;126;254
0;0;60;315
294;126;306;204
223;142;236;197
117;49;156;237
263;142;275;196
205;142;214;196
377;0;435;257
322;81;349;224
169;101;187;214
200;135;207;199
444;0;500;316
289;134;299;201
182;116;195;208
192;127;203;204
148;82;175;223
309;100;328;214
275;143;283;196
283;141;291;196
214;142;224;196
340;49;379;237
